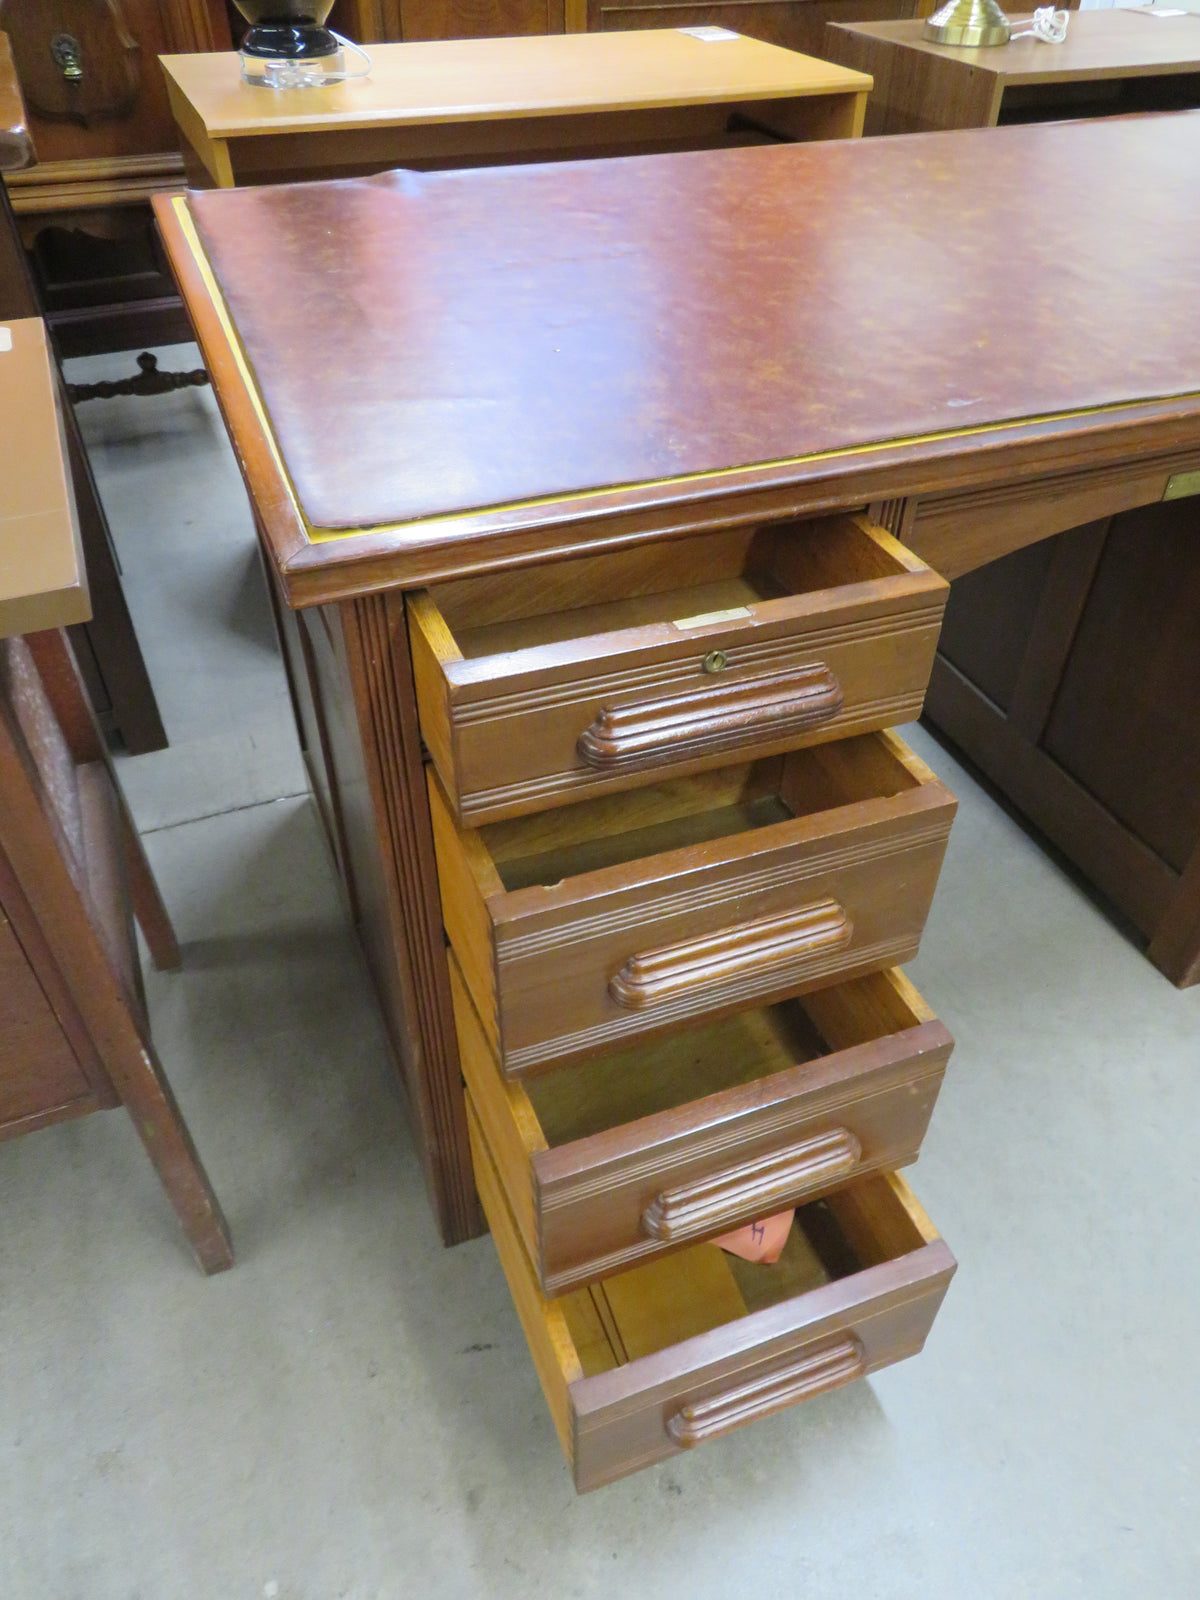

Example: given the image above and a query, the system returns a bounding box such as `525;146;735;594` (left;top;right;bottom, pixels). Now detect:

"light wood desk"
162;29;871;187
824;9;1200;134
0;316;231;1273
155;114;1200;1482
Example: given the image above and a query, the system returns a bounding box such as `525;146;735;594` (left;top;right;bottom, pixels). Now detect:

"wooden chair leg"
1;704;232;1274
121;809;182;971
104;1021;233;1274
23;629;181;969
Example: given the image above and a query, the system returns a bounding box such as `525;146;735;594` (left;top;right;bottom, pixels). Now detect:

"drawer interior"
563;1187;897;1374
522;968;929;1148
478;731;928;892
423;515;915;661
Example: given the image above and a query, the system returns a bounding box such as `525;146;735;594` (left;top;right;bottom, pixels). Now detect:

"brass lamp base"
924;0;1011;46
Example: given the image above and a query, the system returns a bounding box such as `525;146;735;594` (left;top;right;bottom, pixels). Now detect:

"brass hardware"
702;650;728;674
1164;469;1200;502
923;0;1010;45
50;34;84;83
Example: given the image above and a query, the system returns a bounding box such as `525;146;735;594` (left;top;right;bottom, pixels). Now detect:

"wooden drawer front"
431;731;956;1077
456;955;952;1295
410;514;947;825
470;1101;955;1493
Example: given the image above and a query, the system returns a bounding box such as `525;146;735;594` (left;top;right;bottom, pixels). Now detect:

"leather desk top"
166;111;1200;598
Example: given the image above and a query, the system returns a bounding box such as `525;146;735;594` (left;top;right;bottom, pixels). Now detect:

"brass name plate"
1163;469;1200;501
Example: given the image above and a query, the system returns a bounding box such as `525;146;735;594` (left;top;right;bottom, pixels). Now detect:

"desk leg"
1148;845;1200;987
268;573;481;1245
342;593;481;1244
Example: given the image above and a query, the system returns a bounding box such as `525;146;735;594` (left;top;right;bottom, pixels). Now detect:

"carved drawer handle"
609;900;852;1012
667;1336;866;1448
641;1128;863;1243
577;664;843;772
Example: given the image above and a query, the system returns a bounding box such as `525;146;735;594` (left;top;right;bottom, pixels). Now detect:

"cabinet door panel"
0;909;95;1130
2;0;178;162
401;0;563;39
589;1;920;61
1042;499;1200;874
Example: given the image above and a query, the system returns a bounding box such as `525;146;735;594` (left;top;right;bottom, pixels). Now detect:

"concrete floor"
4;348;1199;1598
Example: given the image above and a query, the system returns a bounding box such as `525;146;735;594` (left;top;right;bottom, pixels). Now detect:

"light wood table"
824;9;1200;134
161;29;871;187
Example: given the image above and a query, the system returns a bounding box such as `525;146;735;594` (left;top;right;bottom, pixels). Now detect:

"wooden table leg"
101;1022;233;1274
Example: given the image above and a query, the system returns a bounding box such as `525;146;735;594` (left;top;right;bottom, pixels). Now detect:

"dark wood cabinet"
329;0;565;37
331;0;931;72
584;0;927;66
1;0;230;354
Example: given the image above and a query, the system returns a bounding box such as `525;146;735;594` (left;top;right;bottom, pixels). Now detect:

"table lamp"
923;0;1011;46
233;3;370;87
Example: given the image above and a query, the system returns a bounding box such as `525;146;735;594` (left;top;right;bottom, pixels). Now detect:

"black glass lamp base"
241;22;340;59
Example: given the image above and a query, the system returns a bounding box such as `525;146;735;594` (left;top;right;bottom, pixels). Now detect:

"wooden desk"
822;16;1200;970
162;29;871;187
824;9;1200;134
155;115;1200;1479
0;316;231;1273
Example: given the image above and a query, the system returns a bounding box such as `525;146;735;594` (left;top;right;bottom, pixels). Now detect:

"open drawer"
409;514;948;826
430;729;956;1077
470;1101;956;1493
456;955;953;1295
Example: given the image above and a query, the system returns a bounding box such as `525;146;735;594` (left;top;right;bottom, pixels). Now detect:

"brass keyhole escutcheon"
51;34;84;82
702;650;728;674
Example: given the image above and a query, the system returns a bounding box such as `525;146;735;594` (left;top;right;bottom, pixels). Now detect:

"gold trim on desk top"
174;198;1200;553
172;198;300;519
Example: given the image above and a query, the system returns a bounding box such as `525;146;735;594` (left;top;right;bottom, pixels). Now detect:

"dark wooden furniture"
579;0;930;62
0;0;231;355
163;29;869;189
1;30;166;752
0;315;231;1273
322;0;933;59
927;500;1200;988
155;114;1200;1482
823;9;1200;137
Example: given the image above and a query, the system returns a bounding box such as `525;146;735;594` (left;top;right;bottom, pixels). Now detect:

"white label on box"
0;328;12;354
672;605;752;629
